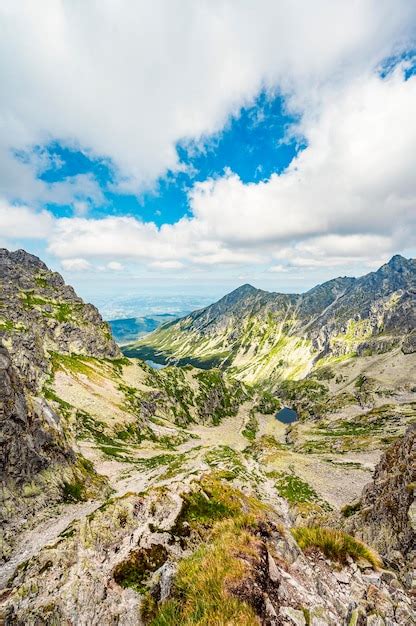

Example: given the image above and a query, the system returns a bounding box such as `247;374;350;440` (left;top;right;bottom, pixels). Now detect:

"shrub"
292;526;382;569
62;480;86;503
113;545;168;593
341;500;361;517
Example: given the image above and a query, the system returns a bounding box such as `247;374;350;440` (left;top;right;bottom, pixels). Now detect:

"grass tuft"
292;526;382;569
145;517;261;625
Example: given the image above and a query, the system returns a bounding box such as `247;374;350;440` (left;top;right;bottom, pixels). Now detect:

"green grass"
204;447;249;480
272;472;320;504
42;387;73;419
0;318;20;332
241;412;258;441
173;475;261;536
35;275;49;288
292;526;382;569
50;352;97;378
144;478;267;625
62;480;86;503
20;290;49;309
145;522;259;625
54;303;74;322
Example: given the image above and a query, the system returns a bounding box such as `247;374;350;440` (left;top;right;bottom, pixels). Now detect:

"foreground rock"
0;474;414;625
346;424;416;592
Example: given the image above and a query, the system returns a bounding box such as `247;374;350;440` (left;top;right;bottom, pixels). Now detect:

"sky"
1;1;416;311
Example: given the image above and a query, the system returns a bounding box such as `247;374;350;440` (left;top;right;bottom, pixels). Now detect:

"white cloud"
0;0;415;203
61;259;92;272
107;261;124;271
44;65;416;275
2;2;416;285
0;201;54;238
61;258;92;271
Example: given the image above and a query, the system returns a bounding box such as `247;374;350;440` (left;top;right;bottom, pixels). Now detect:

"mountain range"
126;255;416;384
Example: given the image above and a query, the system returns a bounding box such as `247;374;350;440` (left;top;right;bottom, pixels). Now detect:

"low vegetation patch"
292;526;382;569
253;391;281;414
113;545;168;593
174;474;265;536
242;412;258;441
272;472;319;504
341;501;362;517
62;480;86;503
204;446;250;480
144;519;260;625
144;477;268;625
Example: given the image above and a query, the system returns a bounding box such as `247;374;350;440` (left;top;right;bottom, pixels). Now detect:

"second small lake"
276;407;298;424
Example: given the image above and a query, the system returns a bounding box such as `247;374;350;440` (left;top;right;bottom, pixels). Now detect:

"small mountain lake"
276;407;298;424
145;359;167;370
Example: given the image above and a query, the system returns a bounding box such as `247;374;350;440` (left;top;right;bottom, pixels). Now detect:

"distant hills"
109;313;179;344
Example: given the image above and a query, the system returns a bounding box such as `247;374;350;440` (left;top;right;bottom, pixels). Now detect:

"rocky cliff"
0;249;119;563
346;424;415;591
0;248;120;391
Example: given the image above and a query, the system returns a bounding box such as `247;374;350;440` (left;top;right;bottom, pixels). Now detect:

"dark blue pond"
276;407;298;424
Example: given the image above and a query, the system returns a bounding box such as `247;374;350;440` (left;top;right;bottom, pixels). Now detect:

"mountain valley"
0;249;415;625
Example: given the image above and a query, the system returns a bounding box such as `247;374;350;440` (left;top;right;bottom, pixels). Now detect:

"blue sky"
31;92;302;225
1;2;416;315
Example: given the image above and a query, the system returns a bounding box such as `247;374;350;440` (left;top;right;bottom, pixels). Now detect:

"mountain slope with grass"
1;249;415;624
127;255;416;385
0;249;253;567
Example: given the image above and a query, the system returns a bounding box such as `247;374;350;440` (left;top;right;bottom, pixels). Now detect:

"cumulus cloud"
0;201;54;239
61;258;92;271
43;65;416;273
1;0;415;201
186;66;416;266
2;2;416;282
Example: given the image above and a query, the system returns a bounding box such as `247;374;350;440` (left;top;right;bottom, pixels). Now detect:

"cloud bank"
1;1;415;281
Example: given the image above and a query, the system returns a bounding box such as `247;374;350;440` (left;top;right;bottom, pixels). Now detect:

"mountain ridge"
126;255;416;384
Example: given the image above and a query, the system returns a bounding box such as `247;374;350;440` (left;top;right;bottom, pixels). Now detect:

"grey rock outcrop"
0;344;74;483
0;248;120;391
346;425;416;591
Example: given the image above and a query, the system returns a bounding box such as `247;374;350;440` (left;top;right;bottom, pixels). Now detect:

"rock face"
347;425;416;591
0;248;120;391
130;255;416;384
0;344;74;483
0;250;115;563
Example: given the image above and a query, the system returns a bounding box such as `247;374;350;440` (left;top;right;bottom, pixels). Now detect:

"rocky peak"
0;248;48;271
0;247;120;391
362;254;416;292
386;253;411;271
